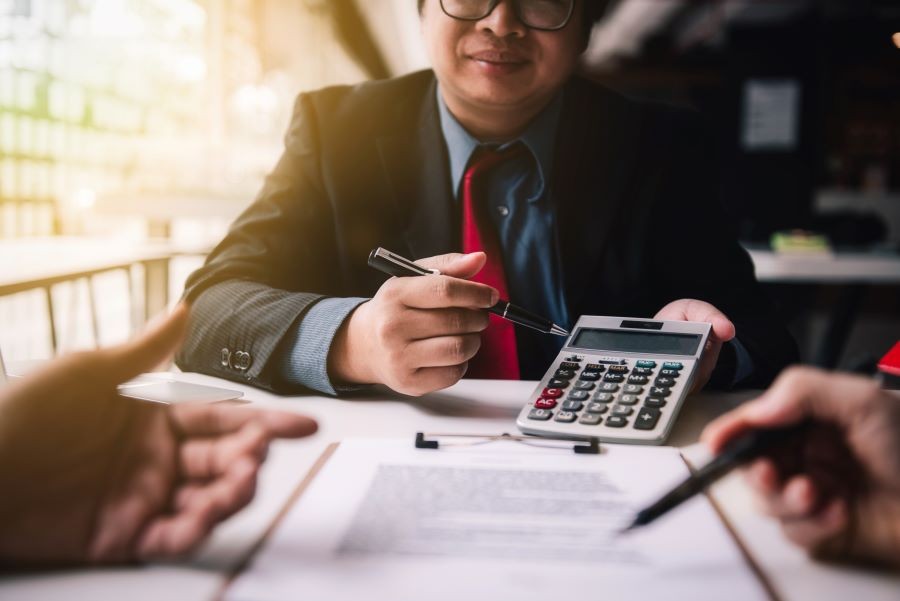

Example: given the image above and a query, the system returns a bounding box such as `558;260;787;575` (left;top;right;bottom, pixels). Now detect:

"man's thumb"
416;252;487;279
101;303;191;385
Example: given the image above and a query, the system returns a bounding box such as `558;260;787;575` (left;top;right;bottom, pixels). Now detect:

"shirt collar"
437;85;562;204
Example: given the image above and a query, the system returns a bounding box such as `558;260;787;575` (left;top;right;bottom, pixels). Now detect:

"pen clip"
369;247;440;277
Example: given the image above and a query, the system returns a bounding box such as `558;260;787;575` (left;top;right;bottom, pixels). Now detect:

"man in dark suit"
176;0;797;397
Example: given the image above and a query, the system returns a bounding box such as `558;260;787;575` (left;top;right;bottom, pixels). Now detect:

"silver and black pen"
367;247;569;337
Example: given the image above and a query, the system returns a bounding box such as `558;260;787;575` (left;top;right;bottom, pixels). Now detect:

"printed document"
227;439;767;601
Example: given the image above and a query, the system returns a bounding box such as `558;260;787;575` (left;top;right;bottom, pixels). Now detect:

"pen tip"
617;522;638;536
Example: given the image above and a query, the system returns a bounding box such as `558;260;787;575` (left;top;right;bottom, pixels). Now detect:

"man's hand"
0;304;318;566
701;367;900;567
329;252;497;396
654;299;736;391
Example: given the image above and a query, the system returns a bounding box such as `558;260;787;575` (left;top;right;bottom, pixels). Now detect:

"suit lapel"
551;79;644;313
376;76;458;261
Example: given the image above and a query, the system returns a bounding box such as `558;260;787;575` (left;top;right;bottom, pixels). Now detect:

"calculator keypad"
524;352;689;437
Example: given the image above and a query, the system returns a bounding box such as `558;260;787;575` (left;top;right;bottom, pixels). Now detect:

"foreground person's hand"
702;367;900;567
0;304;318;565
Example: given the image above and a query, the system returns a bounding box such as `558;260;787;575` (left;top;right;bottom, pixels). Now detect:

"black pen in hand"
620;421;811;533
367;247;569;337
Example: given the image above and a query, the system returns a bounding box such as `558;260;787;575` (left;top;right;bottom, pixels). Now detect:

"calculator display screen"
571;328;702;356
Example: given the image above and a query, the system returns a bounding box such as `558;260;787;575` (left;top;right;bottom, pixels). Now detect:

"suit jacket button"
220;348;232;368
238;351;252;371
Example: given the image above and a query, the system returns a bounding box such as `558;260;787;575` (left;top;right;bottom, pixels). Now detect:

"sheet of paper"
227;439;768;601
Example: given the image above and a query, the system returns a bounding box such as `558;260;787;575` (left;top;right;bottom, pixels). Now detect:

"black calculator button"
555;411;577;423
636;360;657;368
567;390;590;401
579;413;603;426
605;416;627;428
559;361;581;371
643;398;667;408
548;378;570;389
586;402;609;414
578;372;602;382
607;364;629;374
662;362;684;370
565;355;583;362
627;375;648;385
618;394;639;405
584;363;607;372
648;387;671;398
561;400;584;412
528;408;553;420
554;369;576;380
541;387;564;399
602;374;624;383
624;385;645;395
634;407;661;430
574;381;595;391
599;383;620;393
611;405;633;416
592;392;614;403
632;367;654;376
654;377;676;388
659;369;680;378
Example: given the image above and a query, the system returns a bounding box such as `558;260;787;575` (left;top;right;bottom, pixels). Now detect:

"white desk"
747;249;900;284
1;374;898;601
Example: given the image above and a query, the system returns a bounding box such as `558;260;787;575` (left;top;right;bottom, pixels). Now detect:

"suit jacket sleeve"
176;93;343;391
646;110;798;388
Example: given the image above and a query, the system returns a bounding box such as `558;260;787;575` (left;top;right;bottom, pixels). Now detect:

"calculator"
515;316;711;445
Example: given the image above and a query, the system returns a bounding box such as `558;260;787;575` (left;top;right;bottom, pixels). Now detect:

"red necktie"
461;145;525;380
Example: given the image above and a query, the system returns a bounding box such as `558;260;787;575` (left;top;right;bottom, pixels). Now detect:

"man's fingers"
416;252;487;279
402;364;469;396
701;367;879;454
99;303;191;385
171;403;318;439
406;334;481;368
399;308;490;340
137;458;258;560
385;273;497;310
654;299;735;342
780;498;849;553
179;422;270;480
745;458;780;496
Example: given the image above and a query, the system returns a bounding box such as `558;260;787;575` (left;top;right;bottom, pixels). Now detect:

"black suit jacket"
176;70;798;391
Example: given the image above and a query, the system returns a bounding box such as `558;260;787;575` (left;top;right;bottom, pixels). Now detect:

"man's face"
422;0;585;116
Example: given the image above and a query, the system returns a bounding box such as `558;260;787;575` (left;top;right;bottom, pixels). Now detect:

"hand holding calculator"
516;315;711;445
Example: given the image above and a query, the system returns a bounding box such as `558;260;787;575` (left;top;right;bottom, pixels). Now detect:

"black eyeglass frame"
438;0;577;32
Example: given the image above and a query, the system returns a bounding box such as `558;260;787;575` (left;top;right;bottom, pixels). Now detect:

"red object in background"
878;342;900;390
878;342;900;377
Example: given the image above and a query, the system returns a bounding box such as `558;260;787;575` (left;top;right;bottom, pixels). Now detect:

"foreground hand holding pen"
626;366;900;569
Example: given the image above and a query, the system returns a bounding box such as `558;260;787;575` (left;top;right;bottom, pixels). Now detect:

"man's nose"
476;0;527;38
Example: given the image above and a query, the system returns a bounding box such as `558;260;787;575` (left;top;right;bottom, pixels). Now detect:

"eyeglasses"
439;0;576;32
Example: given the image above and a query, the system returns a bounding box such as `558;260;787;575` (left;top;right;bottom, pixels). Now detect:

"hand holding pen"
327;252;505;397
623;367;900;569
368;248;568;336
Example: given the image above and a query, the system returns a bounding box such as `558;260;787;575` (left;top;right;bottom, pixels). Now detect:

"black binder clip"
414;432;600;455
